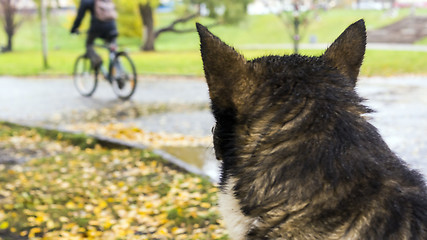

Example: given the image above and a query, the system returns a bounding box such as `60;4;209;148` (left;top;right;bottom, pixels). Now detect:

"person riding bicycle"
70;0;118;70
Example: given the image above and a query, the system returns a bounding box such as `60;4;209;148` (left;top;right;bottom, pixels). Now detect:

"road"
1;75;426;180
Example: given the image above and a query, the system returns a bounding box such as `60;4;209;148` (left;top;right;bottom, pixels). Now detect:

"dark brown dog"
197;20;427;239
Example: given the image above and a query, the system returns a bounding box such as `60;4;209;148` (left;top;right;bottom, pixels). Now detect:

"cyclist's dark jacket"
71;0;118;39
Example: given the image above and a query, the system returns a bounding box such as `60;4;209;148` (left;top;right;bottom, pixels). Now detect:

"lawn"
0;122;227;239
0;8;426;76
2;48;425;77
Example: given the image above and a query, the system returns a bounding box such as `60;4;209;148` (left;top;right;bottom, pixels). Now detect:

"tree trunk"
4;34;13;52
139;3;155;51
41;0;49;68
293;16;300;54
1;0;21;52
5;28;13;51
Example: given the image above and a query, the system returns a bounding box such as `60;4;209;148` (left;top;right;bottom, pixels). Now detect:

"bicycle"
73;43;137;100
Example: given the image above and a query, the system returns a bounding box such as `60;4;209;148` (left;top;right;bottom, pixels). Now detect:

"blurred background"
1;0;426;76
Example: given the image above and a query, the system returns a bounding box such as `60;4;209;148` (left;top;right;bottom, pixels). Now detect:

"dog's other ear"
196;23;249;111
323;19;366;86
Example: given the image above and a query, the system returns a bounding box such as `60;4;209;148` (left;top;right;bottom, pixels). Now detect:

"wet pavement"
0;76;209;123
357;76;427;175
1;75;426;180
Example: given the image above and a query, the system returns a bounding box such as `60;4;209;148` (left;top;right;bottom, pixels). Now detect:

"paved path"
357;76;427;175
0;76;209;123
1;75;426;179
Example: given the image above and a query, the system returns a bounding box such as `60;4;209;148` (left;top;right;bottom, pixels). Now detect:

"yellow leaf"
189;211;198;219
35;214;45;224
65;201;76;209
200;202;211;208
20;230;28;237
172;227;186;235
27;216;36;223
145;202;153;208
28;227;41;238
59;216;69;223
89;220;99;225
0;221;9;229
46;220;55;229
98;200;108;209
156;227;170;236
103;220;113;229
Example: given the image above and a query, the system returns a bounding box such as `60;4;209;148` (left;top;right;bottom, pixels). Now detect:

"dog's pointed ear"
196;23;248;110
323;19;366;86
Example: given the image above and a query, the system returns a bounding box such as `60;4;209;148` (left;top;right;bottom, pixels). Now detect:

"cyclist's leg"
86;32;102;69
105;32;121;71
104;30;118;50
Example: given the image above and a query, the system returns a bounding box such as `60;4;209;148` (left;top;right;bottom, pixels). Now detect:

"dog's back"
197;20;427;239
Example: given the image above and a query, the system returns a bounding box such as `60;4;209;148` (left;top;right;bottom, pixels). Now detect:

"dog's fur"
197;20;427;239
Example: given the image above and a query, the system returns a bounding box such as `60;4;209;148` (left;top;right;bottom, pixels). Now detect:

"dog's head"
197;20;367;168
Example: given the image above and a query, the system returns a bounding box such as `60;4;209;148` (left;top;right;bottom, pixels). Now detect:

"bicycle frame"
73;34;137;100
94;43;126;83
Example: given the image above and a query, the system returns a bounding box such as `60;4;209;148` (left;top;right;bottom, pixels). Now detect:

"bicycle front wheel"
73;55;98;97
110;52;137;100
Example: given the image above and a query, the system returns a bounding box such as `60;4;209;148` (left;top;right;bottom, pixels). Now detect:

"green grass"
363;50;427;76
0;9;426;76
1;48;426;77
153;8;427;50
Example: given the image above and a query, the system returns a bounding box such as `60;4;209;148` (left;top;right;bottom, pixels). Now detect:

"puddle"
160;145;220;182
133;110;214;137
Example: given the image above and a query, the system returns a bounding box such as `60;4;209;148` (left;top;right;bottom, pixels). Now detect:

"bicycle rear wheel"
73;55;98;97
110;52;137;100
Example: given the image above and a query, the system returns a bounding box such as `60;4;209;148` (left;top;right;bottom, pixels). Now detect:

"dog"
197;20;427;239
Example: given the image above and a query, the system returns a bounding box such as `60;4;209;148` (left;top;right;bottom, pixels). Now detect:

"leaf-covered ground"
0;122;228;240
45;102;212;148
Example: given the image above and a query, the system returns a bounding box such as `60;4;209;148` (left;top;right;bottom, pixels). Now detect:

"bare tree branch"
138;1;246;51
154;13;199;38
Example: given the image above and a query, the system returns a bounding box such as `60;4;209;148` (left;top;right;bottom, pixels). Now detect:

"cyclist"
70;0;118;70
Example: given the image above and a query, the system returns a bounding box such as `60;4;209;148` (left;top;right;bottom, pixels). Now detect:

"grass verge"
0;9;426;76
0;122;227;240
1;48;425;77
